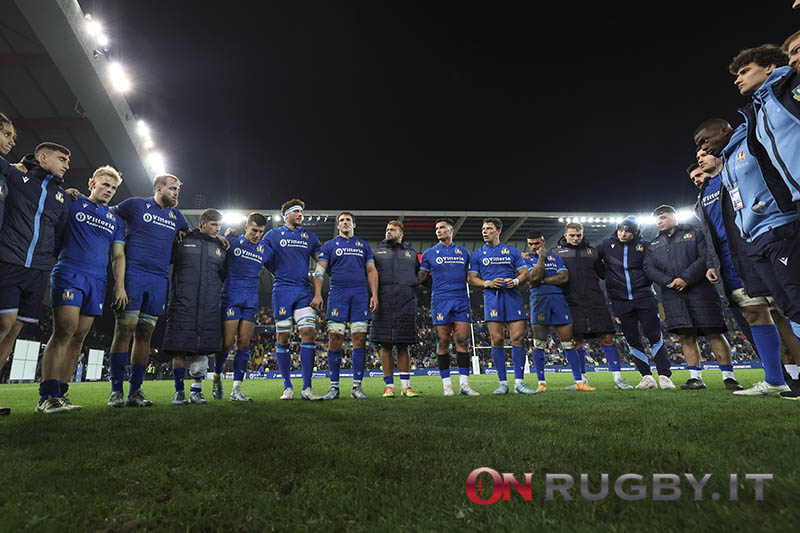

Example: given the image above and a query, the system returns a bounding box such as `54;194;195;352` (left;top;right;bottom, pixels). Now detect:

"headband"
284;205;303;216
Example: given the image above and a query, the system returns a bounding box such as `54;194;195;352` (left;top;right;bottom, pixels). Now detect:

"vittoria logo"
490;309;498;318
62;289;74;301
226;308;235;317
55;192;64;203
735;150;746;162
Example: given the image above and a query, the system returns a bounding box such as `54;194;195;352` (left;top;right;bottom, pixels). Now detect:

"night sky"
80;1;800;213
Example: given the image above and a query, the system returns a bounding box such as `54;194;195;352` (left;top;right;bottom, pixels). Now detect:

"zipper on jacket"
758;101;800;193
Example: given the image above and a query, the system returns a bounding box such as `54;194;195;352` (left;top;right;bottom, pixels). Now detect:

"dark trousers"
746;220;800;323
611;297;672;377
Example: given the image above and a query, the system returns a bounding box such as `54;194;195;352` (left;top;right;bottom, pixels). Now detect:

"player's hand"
369;295;379;313
310;295;324;313
705;268;719;284
174;230;187;243
521;252;530;259
486;278;504;289
12;162;26;172
113;285;129;311
64;188;80;200
504;278;518;288
224;227;236;237
668;278;688;291
218;235;230;251
536;248;547;259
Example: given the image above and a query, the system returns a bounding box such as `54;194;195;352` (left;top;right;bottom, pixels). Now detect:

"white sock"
401;378;410;389
581;373;588;383
442;377;452;387
785;364;800;380
232;380;242;392
689;369;702;380
538;380;547;385
499;380;508;386
612;371;622;380
721;370;734;380
515;378;524;385
459;374;469;386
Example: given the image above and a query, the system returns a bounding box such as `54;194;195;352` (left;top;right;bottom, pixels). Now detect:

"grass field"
1;369;799;532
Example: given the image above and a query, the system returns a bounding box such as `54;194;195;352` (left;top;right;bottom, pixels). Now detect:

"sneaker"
574;381;596;391
788;378;800;394
280;388;294;400
323;387;340;400
635;375;657;390
536;382;547;393
780;390;799;400
460;385;480;396
493;383;509;395
0;407;10;416
35;397;69;414
172;390;189;405
614;377;633;390
189;391;207;404
301;387;323;401
382;385;395;398
125;390;153;407
723;378;744;391
733;381;791;396
230;390;253;402
681;378;706;390
564;384;576;391
212;374;223;400
514;382;538;394
61;393;83;410
658;375;676;390
443;383;455;397
402;386;420;397
351;386;369;399
107;390;125;408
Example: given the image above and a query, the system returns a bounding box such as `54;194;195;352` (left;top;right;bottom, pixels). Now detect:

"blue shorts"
327;287;370;323
51;268;107;317
431;297;471;325
531;293;572;326
273;287;312;321
483;288;526;322
0;261;48;323
221;290;258;322
122;269;168;318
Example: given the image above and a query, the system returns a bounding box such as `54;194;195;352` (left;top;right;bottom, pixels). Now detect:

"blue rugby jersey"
55;198;125;276
524;253;567;298
223;235;271;293
261;225;321;290
319;235;373;290
420;242;469;300
469;242;527;281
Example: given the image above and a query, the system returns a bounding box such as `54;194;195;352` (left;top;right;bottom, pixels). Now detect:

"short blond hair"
153;174;181;190
91;165;122;185
387;219;404;232
565;222;584;232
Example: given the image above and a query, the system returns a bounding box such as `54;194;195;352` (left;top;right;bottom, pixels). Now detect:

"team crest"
105;212;115;221
226;308;235;317
356;240;363;247
436;313;444;322
62;289;74;301
301;232;308;239
405;251;412;258
587;249;593;255
793;84;800;101
490;309;498;318
215;248;222;257
537;313;545;322
683;232;693;240
169;211;177;220
455;248;462;255
501;248;509;255
55;192;64;203
635;244;644;252
331;308;339;317
735;150;746;162
279;306;287;316
257;244;264;253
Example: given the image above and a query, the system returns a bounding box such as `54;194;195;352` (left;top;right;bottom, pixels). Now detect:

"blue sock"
383;375;394;386
276;344;292;389
602;345;621;372
511;345;525;380
234;349;249;382
328;349;342;387
440;366;451;380
400;373;410;387
533;348;546;381
491;346;507;382
300;343;315;389
459;366;470;377
751;324;785;386
190;382;202;393
109;352;128;393
719;364;733;372
129;364;146;395
214;351;227;374
39;379;60;403
578;347;587;375
352;348;365;385
174;367;185;392
564;348;582;381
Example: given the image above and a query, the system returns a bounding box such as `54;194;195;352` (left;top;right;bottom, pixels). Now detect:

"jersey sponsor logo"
683;232;693;240
75;209;117;234
735;150;746;162
490;309;498;318
234;248;242;256
336;248;344;256
436;255;465;265
75;212;86;222
62;289;74;301
436;312;444;321
226;307;235;317
143;213;153;223
482;257;491;265
279;237;308;248
55;192;64;203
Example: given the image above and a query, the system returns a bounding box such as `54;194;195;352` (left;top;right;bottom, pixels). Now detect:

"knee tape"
533;338;547;350
275;319;293;333
294;307;316;330
187;355;208;379
327;321;346;336
350;321;369;334
561;340;575;350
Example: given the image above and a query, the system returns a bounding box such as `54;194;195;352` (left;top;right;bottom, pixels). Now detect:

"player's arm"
418;251;431;284
110;242;129;310
310;258;327;312
527;252;546;283
506;266;528;288
543;268;568;286
643;246;673;288
366;261;379;312
469;272;503;289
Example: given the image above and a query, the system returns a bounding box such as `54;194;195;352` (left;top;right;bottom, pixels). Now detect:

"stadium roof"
181;209;680;249
1;0;154;197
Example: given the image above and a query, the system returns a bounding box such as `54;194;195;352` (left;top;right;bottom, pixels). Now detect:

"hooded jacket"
369;239;419;344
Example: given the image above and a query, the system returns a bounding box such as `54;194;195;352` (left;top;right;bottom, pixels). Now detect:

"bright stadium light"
676;209;694;222
146;152;165;175
579;216;587;223
143;136;154;150
558;217;564;223
108;62;131;92
85;15;102;37
137;120;150;137
96;33;109;47
274;213;282;220
221;211;245;226
587;217;594;223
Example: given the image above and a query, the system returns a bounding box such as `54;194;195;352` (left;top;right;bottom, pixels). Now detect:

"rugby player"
312;212;378;400
214;212;270;402
106;174;189;407
467;218;534;394
261;199;323;401
0;112;16;416
524;231;589;391
419;218;479;396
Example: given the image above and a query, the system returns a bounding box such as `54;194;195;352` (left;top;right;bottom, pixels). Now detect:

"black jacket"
162;230;227;354
552;236;614;334
693;180;770;298
596;233;654;301
369;239;419;344
0;154;70;270
644;224;725;331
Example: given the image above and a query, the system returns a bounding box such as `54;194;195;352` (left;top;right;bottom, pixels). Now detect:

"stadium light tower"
108;62;131;92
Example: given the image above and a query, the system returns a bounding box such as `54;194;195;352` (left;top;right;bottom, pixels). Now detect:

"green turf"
1;370;799;531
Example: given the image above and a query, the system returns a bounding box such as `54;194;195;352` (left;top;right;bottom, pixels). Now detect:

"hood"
754;65;794;105
720;123;746;159
20;153;64;186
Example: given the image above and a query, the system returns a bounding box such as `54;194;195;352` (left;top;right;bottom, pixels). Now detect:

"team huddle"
2;33;800;415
